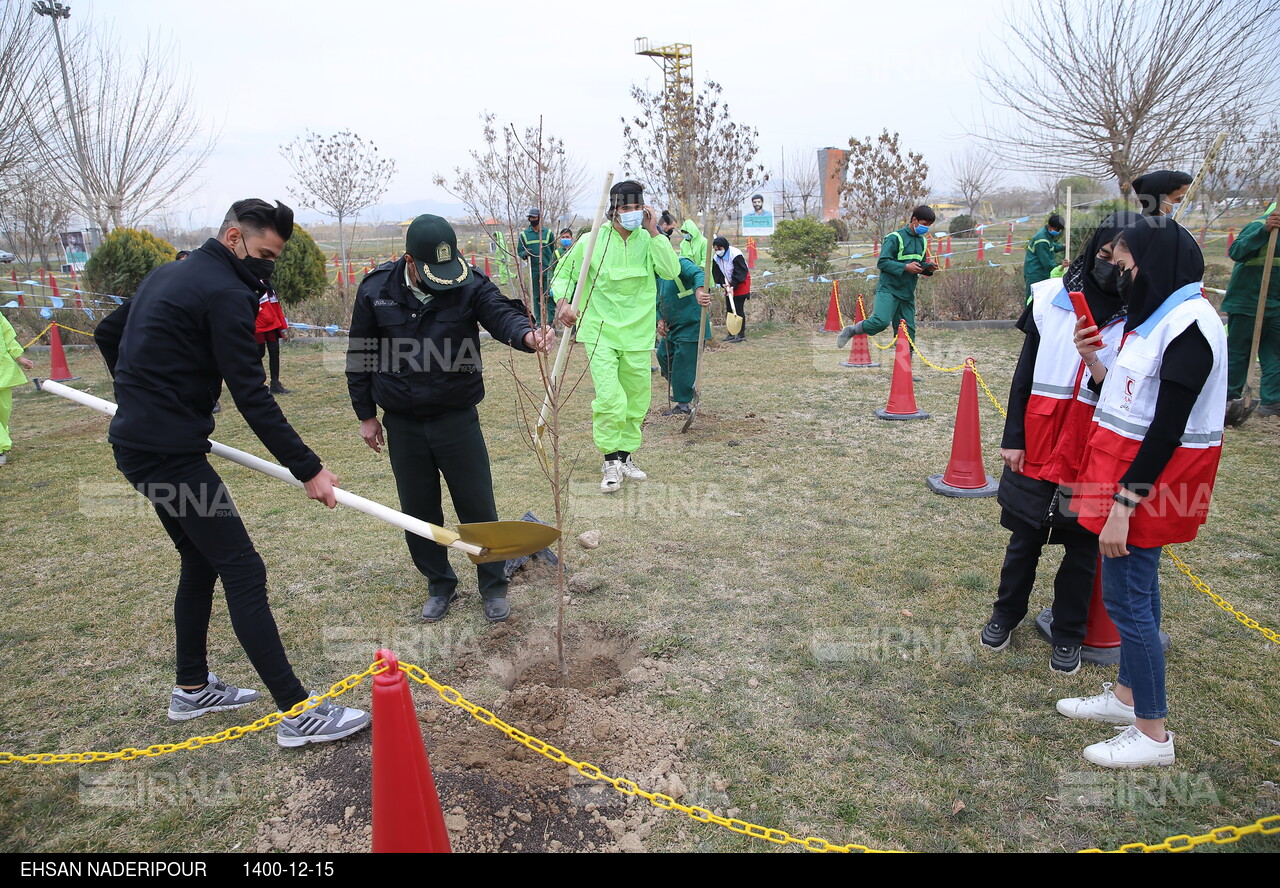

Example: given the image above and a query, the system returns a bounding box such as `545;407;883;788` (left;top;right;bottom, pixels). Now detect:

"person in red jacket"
711;236;751;342
1056;215;1225;769
255;287;290;394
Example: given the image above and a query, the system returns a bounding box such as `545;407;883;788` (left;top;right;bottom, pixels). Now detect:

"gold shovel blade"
457;520;562;564
725;311;743;336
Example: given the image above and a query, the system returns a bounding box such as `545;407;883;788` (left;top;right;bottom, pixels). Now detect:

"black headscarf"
1116;215;1204;331
1061;210;1142;325
1131;170;1193;217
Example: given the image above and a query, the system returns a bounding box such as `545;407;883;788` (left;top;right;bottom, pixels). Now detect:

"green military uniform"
656;257;712;404
517;224;560;325
1023;225;1065;302
1222;204;1280;406
867;225;928;341
679;220;708;266
551;223;680;454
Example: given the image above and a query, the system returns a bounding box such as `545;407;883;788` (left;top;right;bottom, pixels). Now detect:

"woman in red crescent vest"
255;287;290;394
981;213;1136;673
711;236;750;343
1056;215;1226;769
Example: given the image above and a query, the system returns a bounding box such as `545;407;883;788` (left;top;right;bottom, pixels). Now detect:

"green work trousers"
0;386;11;452
382;407;508;600
657;338;698;403
1227;312;1280;405
586;343;651;454
861;293;916;343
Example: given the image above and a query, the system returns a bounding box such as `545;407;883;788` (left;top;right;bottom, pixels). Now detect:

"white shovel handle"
38;380;484;557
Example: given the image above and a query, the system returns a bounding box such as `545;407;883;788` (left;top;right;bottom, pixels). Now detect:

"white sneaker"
1083;725;1175;768
600;459;623;494
0;453;7;466
1056;682;1137;724
620;455;647;480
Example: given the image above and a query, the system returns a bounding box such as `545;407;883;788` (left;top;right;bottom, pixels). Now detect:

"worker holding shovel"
1223;201;1280;424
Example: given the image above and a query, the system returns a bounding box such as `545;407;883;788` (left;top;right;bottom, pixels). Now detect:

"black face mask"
1090;259;1120;295
1115;266;1134;301
236;236;275;284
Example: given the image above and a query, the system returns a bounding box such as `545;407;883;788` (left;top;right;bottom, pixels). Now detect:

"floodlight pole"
33;1;100;232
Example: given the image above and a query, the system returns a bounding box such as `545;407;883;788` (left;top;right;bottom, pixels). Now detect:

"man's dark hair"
911;205;936;224
752;194;763;202
560;227;573;237
219;199;295;241
174;250;190;260
1048;213;1065;230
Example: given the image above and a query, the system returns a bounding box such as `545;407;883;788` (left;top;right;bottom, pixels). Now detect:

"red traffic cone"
1004;224;1013;255
1033;556;1163;665
875;322;928;420
944;235;953;270
840;295;878;368
977;229;986;261
11;267;23;306
483;256;491;276
822;280;844;332
872;237;880;258
746;237;758;269
38;267;46;285
372;649;451;853
48;325;78;382
927;359;998;496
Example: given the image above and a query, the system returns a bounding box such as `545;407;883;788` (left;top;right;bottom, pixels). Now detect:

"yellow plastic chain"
2;658;1276;853
21;323;55;350
20;322;96;351
1164;546;1279;644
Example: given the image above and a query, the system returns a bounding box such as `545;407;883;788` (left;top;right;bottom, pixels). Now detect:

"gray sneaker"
168;672;261;722
1051;645;1082;675
277;695;370;748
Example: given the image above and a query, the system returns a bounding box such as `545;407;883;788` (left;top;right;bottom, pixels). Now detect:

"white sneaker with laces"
600;459;623;494
620;455;647;480
1055;682;1136;724
1083;725;1175;768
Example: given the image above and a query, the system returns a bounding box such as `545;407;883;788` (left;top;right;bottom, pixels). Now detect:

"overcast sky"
65;0;1017;227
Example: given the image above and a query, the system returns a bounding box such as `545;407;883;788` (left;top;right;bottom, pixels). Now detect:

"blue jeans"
1101;545;1166;719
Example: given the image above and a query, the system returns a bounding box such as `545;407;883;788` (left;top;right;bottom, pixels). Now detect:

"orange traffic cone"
483;256;491;276
48;325;78;382
1004;224;1013;255
875;322;928;420
746;237;758;268
944;235;953;270
927;359;997;496
371;649;451;853
822;280;844;332
839;295;878;368
977;230;986;261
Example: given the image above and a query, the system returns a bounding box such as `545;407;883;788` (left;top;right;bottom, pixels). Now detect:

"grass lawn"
1;322;1277;853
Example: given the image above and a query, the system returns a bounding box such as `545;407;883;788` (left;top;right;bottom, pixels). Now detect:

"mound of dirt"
255;623;694;853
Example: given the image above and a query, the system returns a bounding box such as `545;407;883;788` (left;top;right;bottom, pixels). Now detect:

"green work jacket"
1221;209;1280;315
657;258;712;342
875;226;927;301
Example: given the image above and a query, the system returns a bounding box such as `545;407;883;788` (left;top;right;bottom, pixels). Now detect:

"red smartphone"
1068;290;1096;332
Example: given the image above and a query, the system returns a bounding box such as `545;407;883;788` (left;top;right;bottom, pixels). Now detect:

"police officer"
347;214;554;623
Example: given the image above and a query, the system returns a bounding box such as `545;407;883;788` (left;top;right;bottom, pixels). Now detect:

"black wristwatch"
1112;491;1141;510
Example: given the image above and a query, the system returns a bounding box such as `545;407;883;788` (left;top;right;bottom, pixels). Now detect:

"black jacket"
346;257;534;420
96;238;322;482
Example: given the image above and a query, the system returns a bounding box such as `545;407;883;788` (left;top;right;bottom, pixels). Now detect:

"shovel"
1224;188;1280;427
36;379;561;564
725;288;743;338
684;210;718;432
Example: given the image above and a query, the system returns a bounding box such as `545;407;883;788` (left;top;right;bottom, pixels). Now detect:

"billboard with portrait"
740;193;775;236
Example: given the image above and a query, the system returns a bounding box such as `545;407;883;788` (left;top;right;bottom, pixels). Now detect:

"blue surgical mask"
619;210;644;231
913;225;930;236
1049;229;1062;237
682;233;692;241
560;238;572;248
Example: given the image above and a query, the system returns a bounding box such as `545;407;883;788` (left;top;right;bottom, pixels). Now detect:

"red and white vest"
714;246;750;296
1022;280;1124;484
1074;284;1227;547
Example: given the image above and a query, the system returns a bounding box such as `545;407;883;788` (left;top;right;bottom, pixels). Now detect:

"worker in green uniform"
836;205;937;349
679;219;708;266
1223;203;1280;421
517;207;560;326
553;180;681;493
656;229;713;415
1023;213;1067;303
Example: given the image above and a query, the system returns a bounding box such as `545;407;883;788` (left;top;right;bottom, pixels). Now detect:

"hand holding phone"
1068;290;1095;331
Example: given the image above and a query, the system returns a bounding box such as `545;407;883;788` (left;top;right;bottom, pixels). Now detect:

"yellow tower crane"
634;37;695;217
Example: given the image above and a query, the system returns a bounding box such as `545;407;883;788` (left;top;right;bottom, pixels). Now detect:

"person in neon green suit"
553;180;680;493
0;311;36;465
679;219;708;266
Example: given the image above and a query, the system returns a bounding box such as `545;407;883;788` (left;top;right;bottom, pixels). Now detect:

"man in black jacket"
347;214;554;623
95;199;370;748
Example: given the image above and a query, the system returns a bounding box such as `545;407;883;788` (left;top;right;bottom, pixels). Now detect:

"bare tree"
1198;122;1280;226
976;0;1280;194
839;130;930;240
774;148;822;219
0;164;73;268
949;148;1000;217
434;113;588;236
0;2;49;184
621;79;767;224
26;29;216;232
281;130;397;295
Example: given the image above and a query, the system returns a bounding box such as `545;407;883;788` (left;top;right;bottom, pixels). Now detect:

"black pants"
990;518;1097;646
113;445;308;710
258;339;281;383
382;407;508;600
